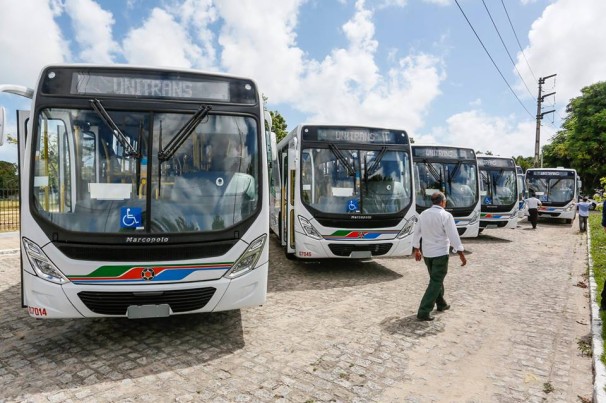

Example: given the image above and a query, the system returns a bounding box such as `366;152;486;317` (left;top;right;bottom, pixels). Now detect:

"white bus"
477;156;518;231
272;124;417;259
525;167;578;223
0;64;271;319
412;145;481;238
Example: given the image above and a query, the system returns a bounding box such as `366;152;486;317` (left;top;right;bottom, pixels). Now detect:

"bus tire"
285;251;297;260
565;218;572;224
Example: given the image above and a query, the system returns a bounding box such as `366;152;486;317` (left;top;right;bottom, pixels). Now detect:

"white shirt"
526;197;542;209
412;205;465;258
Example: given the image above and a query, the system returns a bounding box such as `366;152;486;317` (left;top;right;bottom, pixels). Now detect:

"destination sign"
412;146;475;161
477;157;515;169
72;73;229;100
527;170;575;178
303;126;408;145
39;67;257;104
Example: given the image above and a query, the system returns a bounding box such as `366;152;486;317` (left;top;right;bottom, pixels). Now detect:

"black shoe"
437;304;451;312
417;314;434;321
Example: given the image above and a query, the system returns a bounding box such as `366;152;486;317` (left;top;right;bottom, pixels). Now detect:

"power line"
500;0;537;82
482;0;536;101
454;0;535;119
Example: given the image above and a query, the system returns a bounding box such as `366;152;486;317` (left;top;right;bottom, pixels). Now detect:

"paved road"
0;218;593;402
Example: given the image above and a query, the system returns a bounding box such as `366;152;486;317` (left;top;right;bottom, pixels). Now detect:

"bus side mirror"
0;106;5;146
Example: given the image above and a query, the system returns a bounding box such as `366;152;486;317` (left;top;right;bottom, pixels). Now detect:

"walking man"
412;191;467;321
577;196;592;232
526;193;542;229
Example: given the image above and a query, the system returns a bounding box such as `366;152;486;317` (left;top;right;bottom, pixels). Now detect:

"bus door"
17;110;29;177
17;110;29;308
284;137;298;257
279;151;288;246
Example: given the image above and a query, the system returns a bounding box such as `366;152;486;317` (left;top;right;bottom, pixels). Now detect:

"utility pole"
534;74;557;167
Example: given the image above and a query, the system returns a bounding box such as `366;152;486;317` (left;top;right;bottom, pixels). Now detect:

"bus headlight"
397;216;418;239
298;216;322;240
469;211;480;225
224;234;267;279
22;238;69;284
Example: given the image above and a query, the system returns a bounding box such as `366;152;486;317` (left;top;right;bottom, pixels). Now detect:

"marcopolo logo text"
126;237;170;243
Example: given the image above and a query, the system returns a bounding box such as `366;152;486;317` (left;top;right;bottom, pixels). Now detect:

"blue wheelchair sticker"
346;199;359;213
121;207;142;228
483;196;493;205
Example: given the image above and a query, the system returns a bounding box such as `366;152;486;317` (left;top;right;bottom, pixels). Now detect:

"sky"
0;0;604;164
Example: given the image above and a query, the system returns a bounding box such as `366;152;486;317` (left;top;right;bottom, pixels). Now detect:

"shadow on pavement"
268;237;403;293
0;282;244;400
380;315;445;338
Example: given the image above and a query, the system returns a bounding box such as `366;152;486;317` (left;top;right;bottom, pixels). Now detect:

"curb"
588;225;606;402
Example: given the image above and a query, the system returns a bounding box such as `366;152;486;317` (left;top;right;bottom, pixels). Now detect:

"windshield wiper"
448;161;462;182
366;147;387;176
424;160;442;183
90;99;139;157
328;143;355;176
158;105;212;162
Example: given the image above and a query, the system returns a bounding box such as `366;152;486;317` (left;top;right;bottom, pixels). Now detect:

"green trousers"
417;255;449;317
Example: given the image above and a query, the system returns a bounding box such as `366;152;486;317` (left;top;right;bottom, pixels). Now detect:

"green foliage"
589;214;606;366
269;110;288;142
513;156;534;171
543;81;606;193
0;161;18;188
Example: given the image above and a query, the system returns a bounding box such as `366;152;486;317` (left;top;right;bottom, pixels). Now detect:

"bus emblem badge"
141;268;155;281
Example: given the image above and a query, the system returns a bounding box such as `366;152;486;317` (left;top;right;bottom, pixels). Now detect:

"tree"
542;81;606;193
269;110;288;142
513;156;533;171
0;161;18;189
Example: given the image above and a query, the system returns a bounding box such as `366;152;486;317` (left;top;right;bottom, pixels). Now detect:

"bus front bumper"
23;263;268;319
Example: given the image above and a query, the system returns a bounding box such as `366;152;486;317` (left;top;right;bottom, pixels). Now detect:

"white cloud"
215;0;306;102
292;0;445;132
417;110;554;157
516;0;606;110
171;0;218;70
0;0;69;87
122;8;204;69
64;0;119;63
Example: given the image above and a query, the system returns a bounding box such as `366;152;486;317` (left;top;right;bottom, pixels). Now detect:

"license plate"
127;304;170;319
350;251;372;259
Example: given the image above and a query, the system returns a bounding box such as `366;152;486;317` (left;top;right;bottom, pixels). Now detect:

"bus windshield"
415;161;478;208
527;176;575;204
32;107;259;233
300;146;411;214
480;168;516;206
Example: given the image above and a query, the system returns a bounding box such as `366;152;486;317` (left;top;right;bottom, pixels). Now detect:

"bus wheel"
478;228;484;234
285;251;297;260
565;218;572;224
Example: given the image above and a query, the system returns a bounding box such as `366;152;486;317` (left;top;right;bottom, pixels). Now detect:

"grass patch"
589;213;606;366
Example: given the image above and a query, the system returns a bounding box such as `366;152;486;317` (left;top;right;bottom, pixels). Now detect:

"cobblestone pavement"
0;218;593;402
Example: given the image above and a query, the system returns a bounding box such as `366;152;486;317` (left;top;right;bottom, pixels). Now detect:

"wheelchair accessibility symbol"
121;207;142;228
346;199;359;213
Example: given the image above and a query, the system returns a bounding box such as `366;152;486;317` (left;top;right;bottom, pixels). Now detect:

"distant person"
526;194;542;229
411;191;467;321
577;197;592;232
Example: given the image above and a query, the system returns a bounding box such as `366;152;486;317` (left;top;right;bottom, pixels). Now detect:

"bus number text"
28;306;48;317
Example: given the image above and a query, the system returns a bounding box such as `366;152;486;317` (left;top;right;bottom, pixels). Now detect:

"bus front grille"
77;287;216;315
328;243;392;257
